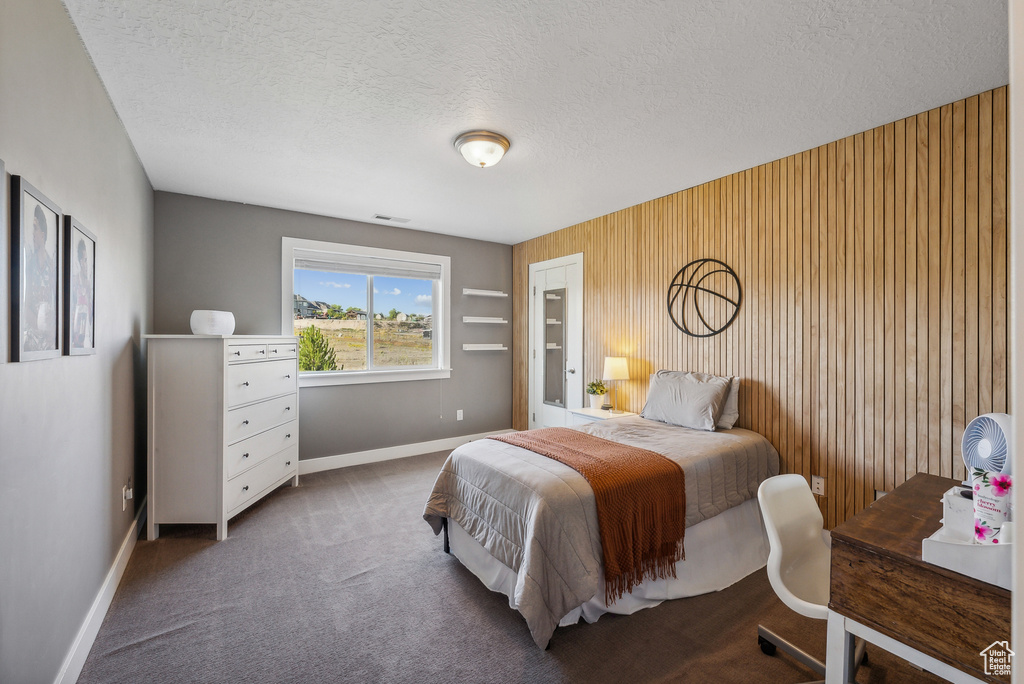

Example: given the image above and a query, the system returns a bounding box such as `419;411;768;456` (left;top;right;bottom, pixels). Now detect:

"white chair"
756;474;865;684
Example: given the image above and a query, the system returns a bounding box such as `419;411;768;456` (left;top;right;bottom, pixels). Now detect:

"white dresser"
146;335;300;540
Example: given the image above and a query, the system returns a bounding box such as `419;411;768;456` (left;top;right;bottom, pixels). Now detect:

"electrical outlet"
811;475;825;496
456;409;464;421
122;477;134;512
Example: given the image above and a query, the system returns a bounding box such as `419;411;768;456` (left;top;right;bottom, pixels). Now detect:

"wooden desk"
825;473;1011;683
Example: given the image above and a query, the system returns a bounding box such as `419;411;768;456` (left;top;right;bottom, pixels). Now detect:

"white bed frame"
445;496;769;631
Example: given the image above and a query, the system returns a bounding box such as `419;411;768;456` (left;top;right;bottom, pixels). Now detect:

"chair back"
757;474;831;620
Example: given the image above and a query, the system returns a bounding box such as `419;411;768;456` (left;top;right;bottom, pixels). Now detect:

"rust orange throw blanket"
491;427;686;604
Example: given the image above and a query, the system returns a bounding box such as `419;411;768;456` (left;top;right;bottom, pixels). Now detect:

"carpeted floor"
78;451;945;683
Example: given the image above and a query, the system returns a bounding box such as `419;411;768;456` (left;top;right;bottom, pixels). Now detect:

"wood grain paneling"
512;87;1010;528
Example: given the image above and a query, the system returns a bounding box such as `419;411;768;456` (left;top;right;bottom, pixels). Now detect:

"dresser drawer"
227;343;268;364
268;342;297;360
225;421;298;480
226;445;298;515
226;359;297;407
225;393;296;444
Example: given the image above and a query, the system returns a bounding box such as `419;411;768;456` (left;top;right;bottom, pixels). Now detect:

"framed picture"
10;176;62;361
0;158;7;364
64;217;96;355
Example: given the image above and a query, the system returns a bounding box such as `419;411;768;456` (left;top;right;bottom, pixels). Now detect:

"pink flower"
991;474;1012;497
976;521;991;541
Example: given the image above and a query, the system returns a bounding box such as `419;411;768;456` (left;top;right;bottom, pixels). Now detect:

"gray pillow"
717;377;740;430
641;370;732;431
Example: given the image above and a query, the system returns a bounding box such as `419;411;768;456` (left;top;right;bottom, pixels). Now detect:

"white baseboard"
54;503;143;684
298;429;513;475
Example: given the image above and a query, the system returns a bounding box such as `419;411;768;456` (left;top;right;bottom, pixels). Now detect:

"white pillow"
717;377;740;430
641;370;732;431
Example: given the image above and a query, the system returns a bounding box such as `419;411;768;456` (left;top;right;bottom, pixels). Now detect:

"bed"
423;371;779;648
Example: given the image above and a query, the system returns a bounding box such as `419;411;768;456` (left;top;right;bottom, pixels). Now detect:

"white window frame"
281;237;451;387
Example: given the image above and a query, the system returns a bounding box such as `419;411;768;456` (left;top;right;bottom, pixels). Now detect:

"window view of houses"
292;269;434;371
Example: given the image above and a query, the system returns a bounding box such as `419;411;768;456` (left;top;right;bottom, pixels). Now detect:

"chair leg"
757;624;826;677
854;636;867;668
757;625;867;684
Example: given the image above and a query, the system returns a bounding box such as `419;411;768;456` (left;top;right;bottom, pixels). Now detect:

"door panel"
529;254;583;428
543;287;566;407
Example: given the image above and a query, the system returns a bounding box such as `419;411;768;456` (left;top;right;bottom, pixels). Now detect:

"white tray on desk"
922;524;1012;590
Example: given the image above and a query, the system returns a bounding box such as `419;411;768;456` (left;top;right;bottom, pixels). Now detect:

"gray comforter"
423;416;779;648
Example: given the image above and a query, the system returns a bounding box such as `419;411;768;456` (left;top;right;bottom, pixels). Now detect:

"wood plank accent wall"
512;86;1010;527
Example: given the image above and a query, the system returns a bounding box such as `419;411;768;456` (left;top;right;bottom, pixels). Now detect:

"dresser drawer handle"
242;485;249;492
243;381;249;387
260;349;266;354
285;374;291;379
242;420;249;425
233;351;241;356
285;460;292;466
242;452;249;459
286;433;291;439
285;406;291;411
272;348;279;353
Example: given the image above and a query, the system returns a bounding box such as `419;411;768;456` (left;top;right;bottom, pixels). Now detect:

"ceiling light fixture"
454;130;510;168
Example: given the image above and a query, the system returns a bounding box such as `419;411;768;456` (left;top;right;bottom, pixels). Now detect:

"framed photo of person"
10;176;62;361
64;217;96;355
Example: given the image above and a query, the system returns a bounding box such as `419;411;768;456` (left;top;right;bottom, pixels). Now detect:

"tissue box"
939;485;975;542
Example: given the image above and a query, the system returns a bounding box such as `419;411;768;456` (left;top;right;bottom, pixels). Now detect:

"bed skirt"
447;496;768;629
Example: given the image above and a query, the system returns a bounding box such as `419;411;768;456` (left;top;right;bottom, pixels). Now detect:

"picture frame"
0;158;7;364
64;217;96;355
10;176;62;361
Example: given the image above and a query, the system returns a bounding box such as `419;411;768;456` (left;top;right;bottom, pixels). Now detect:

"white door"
528;254;583;428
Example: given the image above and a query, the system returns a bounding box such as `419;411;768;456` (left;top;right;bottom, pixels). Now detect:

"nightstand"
568;407;638;425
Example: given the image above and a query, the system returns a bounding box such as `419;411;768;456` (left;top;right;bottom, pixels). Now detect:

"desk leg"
826;611;856;684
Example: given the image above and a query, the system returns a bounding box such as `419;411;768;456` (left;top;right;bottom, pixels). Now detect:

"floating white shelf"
462;316;508;325
462;288;508;298
462;343;508;351
545;293;561;300
546;319;561;325
546;343;562;350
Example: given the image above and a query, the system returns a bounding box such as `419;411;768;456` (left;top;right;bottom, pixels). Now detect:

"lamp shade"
454;130;510;168
602;356;629;381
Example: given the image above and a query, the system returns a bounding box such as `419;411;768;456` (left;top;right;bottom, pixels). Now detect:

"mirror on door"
543;288;566;407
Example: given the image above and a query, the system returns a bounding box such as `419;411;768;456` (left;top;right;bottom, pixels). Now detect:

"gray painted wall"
153;193;513;458
0;1;154;681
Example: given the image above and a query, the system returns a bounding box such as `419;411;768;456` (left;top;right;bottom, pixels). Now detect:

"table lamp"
602;356;630;412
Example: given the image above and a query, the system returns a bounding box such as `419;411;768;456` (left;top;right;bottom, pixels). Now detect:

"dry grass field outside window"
294;318;432;370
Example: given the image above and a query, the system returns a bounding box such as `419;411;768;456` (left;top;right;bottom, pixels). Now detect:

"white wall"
1010;2;1023;678
0;0;153;681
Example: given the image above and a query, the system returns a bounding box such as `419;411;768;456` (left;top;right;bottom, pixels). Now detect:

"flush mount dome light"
454;130;510;168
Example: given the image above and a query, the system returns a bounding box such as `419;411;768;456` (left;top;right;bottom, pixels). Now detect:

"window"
281;237;451;386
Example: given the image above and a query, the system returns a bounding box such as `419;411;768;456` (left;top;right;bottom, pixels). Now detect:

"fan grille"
963;415;1009;473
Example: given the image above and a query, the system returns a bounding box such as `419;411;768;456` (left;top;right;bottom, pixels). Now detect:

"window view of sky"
294;269;433;315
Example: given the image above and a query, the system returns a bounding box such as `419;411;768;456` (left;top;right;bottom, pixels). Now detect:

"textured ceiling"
61;0;1007;245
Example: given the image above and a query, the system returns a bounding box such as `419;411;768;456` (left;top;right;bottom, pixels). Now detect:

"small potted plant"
586;380;607;409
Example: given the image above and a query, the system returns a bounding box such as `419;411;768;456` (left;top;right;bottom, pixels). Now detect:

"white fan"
962;413;1012;475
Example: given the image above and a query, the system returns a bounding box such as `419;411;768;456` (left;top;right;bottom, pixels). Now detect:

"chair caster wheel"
758;635;777;656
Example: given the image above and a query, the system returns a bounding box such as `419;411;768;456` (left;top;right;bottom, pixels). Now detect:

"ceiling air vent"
373;214;411;223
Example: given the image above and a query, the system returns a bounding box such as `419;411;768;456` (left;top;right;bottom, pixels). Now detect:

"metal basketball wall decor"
667;258;742;338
